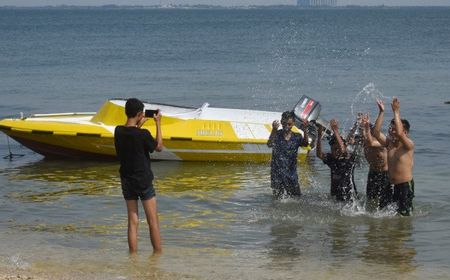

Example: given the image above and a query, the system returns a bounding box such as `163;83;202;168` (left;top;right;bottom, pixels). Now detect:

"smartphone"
145;109;159;118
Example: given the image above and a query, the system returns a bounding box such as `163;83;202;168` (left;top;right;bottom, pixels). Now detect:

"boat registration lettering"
197;129;224;137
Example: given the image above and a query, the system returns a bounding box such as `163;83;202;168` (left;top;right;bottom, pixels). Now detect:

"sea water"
0;7;450;279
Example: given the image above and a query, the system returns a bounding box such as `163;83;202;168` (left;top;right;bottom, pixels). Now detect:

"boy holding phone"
114;98;163;254
145;109;159;118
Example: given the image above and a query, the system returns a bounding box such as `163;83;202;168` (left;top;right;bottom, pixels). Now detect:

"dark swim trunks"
393;179;414;216
367;170;392;209
121;176;156;201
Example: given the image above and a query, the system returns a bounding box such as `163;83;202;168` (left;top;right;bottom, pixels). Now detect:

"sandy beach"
0;275;34;280
0;271;36;280
0;268;41;280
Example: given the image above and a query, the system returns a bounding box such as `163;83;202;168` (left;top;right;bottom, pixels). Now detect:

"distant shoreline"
1;5;449;10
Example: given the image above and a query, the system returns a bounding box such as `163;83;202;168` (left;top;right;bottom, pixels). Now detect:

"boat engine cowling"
293;95;333;146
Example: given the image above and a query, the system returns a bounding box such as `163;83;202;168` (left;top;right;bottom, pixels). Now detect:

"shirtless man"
361;114;391;210
372;97;415;216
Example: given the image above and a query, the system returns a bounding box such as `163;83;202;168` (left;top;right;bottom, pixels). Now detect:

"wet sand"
0;269;40;280
0;275;35;280
0;267;63;280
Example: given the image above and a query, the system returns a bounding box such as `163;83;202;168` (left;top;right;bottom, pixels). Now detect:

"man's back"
114;126;156;184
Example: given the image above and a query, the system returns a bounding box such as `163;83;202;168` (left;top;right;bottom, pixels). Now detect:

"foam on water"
340;197;396;218
9;254;30;269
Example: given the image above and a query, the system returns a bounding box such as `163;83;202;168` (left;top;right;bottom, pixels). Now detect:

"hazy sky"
1;0;450;6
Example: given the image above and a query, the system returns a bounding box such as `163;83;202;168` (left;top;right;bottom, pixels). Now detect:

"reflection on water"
267;222;303;270
0;157;436;279
2;160;120;202
154;161;272;248
2;160;268;202
0;159;273;250
155;161;269;196
359;218;417;273
324;216;417;276
328;217;354;262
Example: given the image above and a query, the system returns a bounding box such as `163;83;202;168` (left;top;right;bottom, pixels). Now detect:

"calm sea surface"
0;7;450;279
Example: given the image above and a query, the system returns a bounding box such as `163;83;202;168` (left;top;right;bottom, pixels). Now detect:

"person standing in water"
114;98;163;254
267;111;309;199
316;119;358;202
372;97;415;216
361;114;391;210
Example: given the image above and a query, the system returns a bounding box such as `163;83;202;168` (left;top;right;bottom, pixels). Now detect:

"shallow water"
0;148;448;279
1;7;450;279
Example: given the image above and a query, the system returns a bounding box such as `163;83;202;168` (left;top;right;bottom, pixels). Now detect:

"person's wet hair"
390;118;410;133
125;98;144;118
281;111;295;122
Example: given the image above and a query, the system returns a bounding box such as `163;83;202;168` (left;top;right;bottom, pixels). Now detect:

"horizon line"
1;4;449;8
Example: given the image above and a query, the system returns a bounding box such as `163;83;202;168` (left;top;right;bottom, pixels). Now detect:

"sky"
1;0;450;6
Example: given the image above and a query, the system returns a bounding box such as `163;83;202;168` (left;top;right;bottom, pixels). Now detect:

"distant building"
297;0;337;7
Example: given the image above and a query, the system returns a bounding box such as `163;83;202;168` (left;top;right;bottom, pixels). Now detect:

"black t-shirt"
114;126;157;189
322;153;356;197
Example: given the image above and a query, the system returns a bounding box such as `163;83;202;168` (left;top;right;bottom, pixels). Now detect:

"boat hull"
7;133;115;160
0;99;311;162
2;129;309;162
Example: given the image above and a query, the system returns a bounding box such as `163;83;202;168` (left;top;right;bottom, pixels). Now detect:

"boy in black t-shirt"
114;98;163;254
316;119;357;202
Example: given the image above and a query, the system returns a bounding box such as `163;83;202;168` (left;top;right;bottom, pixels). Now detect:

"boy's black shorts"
367;170;392;208
393;179;414;216
121;176;155;201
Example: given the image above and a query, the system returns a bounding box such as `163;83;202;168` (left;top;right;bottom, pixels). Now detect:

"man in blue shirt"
267;111;309;199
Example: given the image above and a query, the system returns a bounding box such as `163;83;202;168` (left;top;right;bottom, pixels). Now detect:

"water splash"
350;82;391;121
253;20;305;110
340;197;397;218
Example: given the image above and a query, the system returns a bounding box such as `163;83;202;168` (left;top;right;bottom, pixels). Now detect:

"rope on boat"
0;112;25;120
3;136;25;160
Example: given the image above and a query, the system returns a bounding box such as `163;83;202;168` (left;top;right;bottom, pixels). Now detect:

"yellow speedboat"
0;99;311;162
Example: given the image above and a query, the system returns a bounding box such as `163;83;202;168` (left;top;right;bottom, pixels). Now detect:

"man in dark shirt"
316;119;357;202
114;98;163;254
267;111;309;199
